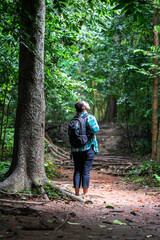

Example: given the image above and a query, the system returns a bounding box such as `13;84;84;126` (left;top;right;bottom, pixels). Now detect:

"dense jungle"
0;0;160;239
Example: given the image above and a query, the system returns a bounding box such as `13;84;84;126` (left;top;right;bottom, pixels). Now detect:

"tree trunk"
152;6;159;161
103;96;117;122
157;123;160;162
0;0;46;192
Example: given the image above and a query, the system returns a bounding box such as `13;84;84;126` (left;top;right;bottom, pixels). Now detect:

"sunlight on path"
52;168;160;240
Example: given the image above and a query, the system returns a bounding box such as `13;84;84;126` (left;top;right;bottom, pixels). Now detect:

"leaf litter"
1;168;160;239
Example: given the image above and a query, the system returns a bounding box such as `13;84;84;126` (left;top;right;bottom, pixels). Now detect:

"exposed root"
55;213;69;231
46;181;85;203
0;189;19;195
0;205;40;216
39;186;49;201
45;133;70;161
0;199;49;205
0;174;85;203
0;166;31;192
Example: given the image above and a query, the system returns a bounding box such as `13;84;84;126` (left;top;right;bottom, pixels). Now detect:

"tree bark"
152;6;159;161
0;0;46;192
103;96;117;122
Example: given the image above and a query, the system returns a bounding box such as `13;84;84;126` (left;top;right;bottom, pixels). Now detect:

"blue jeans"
72;147;94;188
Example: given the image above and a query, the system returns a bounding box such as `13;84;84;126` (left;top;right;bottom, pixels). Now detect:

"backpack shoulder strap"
81;113;88;119
78;113;88;135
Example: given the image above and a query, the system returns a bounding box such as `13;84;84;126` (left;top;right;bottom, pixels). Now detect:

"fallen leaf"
113;220;127;225
134;209;140;212
67;221;81;225
105;205;114;209
99;225;106;228
85;200;93;204
47;220;54;223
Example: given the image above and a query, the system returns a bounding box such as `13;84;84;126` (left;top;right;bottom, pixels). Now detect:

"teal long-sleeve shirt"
71;111;99;153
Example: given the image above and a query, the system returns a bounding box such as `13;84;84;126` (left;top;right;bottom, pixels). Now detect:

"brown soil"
0;169;160;240
1;124;159;240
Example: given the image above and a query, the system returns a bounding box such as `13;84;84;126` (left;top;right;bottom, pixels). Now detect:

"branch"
46;182;85;203
45;136;70;160
0;199;49;205
45;133;68;155
55;213;69;231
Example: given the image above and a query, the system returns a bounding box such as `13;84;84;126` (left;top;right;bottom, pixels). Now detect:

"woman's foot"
75;187;80;196
83;188;88;195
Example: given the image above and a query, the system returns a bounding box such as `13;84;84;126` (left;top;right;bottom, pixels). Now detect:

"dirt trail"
1;170;159;240
50;169;160;240
61;123;134;173
1;124;160;240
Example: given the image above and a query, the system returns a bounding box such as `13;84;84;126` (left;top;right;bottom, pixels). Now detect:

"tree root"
0;189;19;195
39;186;49;201
0;199;49;205
0;166;31;192
46;181;85;203
45;133;68;155
0;174;86;203
55;213;69;231
45;133;70;161
0;205;40;215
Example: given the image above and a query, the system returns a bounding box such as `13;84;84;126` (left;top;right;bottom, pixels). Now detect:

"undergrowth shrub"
125;159;160;187
0;160;11;182
44;154;62;180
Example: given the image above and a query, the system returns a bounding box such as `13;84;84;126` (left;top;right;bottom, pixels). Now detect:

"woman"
71;101;99;197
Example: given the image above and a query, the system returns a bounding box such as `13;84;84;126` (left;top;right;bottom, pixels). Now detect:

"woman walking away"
68;101;99;197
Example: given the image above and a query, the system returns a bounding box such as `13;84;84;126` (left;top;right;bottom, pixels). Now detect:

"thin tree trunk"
157;123;160;162
152;6;159;161
103;96;117;123
1;98;11;162
0;85;8;145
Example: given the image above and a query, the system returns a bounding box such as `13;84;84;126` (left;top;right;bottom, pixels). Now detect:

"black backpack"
68;113;88;148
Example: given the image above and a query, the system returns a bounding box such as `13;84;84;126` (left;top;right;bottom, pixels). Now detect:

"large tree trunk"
152;6;159;161
0;0;46;192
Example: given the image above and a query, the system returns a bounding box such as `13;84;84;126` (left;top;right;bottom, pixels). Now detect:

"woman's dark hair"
74;101;85;112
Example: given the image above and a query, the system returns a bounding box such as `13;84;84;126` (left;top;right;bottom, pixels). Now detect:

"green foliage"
138;160;160;176
126;159;160;186
45;0;95;123
44;184;63;199
44;157;62;180
1;128;14;156
0;0;159;159
0;1;19;161
153;174;160;183
23;185;63;200
0;160;10;175
0;160;10;182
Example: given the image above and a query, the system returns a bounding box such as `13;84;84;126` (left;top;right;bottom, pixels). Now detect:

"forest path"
1;169;160;240
59;122;135;175
46;168;160;240
39;123;160;240
1;124;160;240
